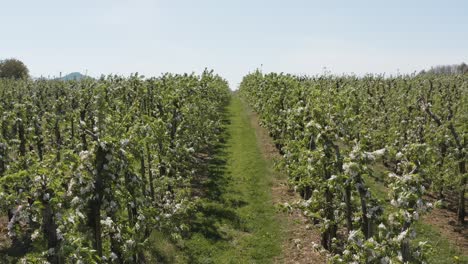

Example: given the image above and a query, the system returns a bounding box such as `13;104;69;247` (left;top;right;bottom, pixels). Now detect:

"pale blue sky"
1;0;467;88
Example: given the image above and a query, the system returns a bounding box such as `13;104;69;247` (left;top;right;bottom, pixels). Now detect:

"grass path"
183;94;282;263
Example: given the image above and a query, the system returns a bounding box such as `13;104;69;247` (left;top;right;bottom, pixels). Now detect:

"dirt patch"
245;103;326;264
270;180;326;264
422;207;468;251
0;216;11;250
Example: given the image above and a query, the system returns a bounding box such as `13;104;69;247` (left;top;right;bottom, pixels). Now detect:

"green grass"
182;94;282;263
413;222;468;263
145;231;188;263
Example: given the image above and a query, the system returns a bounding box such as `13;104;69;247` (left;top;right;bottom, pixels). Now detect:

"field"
0;72;466;263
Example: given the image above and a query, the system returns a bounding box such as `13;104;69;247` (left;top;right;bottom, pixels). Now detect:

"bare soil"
422;207;468;251
0;216;11;250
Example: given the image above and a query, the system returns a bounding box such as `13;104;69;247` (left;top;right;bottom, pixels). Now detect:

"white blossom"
79;151;90;160
57;228;64;240
396;229;408;242
31;229;40;241
348;230;359;241
120;139;130;146
126;239;135;247
110;252;118;261
186;147;195;153
396;152;403;159
71;196;81;206
101;217;113;228
371;148;386;157
380;256;390;264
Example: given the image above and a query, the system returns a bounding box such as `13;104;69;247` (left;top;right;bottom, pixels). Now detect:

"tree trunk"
321;162;336;250
55;119;61;161
401;238;410;262
457;154;466;224
146;143;155;201
344;184;353;234
0;143;6;176
110;211;123;264
140;153;147;196
357;175;371;238
71;117;75;143
42;197;60;264
17;119;26;157
321;187;337;250
88;145;106;258
80;110;87;151
34;119;43;161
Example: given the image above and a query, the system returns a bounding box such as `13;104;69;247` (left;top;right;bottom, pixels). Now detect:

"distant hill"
60;72;91;81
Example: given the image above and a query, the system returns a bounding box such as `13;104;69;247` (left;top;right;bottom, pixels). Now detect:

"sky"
1;0;467;88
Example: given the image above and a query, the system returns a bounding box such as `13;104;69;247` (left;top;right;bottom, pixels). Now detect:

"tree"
457;62;468;74
0;58;29;79
420;62;468;75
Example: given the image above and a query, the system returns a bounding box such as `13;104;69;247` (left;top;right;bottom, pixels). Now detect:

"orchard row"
240;72;466;263
0;71;230;263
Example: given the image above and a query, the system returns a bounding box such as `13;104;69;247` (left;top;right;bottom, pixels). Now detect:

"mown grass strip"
182;94;282;263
